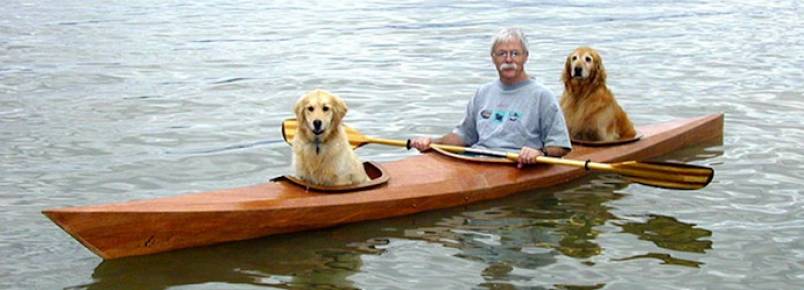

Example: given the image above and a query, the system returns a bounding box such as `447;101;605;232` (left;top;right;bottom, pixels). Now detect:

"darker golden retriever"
560;47;636;142
292;89;369;186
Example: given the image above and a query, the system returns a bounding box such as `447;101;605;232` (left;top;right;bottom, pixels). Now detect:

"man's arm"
433;133;466;146
543;146;570;157
409;132;466;152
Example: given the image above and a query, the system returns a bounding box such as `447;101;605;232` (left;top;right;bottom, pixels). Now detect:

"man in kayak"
410;27;572;167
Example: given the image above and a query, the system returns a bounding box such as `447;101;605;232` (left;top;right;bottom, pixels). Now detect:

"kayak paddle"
282;119;714;190
282;118;408;149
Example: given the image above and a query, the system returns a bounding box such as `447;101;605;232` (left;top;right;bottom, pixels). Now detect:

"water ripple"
3;0;804;289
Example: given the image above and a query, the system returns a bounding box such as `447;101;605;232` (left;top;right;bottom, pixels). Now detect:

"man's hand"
409;137;433;152
517;146;544;168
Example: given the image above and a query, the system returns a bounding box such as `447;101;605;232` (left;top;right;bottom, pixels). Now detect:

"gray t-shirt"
452;79;572;152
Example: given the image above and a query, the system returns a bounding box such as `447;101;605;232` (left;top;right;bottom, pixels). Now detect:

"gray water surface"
2;1;803;289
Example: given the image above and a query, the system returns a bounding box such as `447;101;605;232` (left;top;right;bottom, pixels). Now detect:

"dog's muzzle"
573;66;584;78
312;120;324;135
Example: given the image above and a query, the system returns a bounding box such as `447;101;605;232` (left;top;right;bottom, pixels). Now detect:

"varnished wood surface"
430;146;515;163
571;131;643;146
277;161;390;193
42;113;724;259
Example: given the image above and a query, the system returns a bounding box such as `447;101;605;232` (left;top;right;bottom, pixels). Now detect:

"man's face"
492;39;528;83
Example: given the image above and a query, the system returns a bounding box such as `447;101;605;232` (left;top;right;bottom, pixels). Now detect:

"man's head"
490;28;530;85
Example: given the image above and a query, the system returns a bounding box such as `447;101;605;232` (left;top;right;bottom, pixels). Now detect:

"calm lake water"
2;0;803;289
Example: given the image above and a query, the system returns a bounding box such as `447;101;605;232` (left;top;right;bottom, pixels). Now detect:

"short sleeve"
541;91;572;149
452;90;479;145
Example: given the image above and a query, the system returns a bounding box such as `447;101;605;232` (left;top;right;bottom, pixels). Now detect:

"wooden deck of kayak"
43;113;723;259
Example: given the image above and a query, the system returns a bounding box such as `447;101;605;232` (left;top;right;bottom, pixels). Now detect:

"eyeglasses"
493;50;525;58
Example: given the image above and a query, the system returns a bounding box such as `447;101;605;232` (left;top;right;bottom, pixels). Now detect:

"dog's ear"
293;98;304;120
592;50;607;85
331;95;348;125
294;94;309;124
562;52;573;88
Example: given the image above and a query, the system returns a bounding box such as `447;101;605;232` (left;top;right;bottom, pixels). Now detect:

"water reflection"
618;215;712;254
72;229;374;290
395;178;625;288
613;215;712;267
395;174;714;288
613;253;702;268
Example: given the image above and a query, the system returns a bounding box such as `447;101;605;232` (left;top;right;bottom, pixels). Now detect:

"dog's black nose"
573;67;583;77
313;120;322;131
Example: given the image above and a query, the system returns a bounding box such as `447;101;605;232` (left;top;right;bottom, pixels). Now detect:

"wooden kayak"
43;113;724;259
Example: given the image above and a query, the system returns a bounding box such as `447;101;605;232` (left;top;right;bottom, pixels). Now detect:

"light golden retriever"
292;89;369;186
560;47;637;142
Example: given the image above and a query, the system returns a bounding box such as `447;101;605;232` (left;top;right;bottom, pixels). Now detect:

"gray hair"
490;27;529;55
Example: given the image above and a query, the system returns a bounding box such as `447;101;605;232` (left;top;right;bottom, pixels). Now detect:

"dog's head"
293;89;348;142
562;47;607;89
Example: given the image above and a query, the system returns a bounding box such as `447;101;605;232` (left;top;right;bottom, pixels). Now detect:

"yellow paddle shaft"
364;137;409;148
421;144;712;185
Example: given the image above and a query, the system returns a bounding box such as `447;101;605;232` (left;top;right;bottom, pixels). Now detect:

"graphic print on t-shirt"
509;111;520;121
481;109;522;125
493;110;507;124
480;109;492;119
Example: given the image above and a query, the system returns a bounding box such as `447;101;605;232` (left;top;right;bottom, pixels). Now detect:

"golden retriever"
292;89;369;186
560;47;637;142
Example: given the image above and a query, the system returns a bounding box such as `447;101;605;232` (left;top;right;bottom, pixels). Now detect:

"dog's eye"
322;106;330;112
572;56;578;61
585;56;593;63
307;106;314;112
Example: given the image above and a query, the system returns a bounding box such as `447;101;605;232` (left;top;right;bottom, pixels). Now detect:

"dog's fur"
292;89;369;186
560;47;636;142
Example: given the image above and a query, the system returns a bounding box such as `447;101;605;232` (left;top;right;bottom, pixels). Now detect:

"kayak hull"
43;113;724;259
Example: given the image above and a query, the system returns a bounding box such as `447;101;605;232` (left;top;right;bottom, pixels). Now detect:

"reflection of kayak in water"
43;114;723;260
